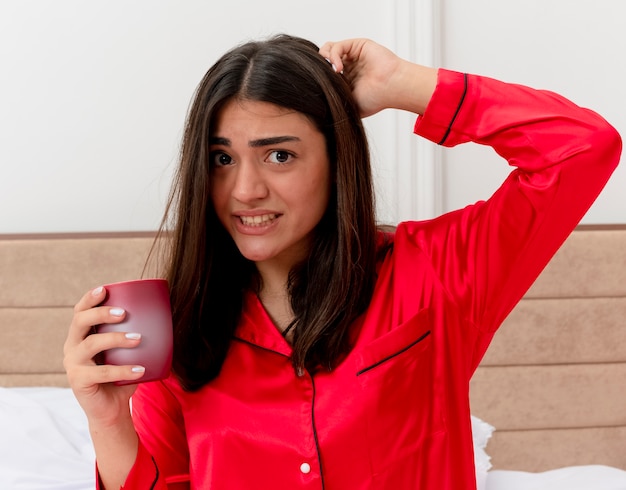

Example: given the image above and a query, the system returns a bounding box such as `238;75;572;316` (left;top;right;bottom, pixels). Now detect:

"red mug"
96;279;173;385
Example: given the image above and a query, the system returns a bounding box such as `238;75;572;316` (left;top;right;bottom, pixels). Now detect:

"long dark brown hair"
157;34;380;391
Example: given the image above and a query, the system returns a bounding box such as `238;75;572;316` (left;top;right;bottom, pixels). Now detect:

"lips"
238;213;279;227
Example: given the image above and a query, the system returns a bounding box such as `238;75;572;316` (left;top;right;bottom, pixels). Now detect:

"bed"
1;227;625;489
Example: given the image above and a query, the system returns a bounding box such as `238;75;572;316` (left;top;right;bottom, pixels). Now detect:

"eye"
210;151;234;167
267;150;293;164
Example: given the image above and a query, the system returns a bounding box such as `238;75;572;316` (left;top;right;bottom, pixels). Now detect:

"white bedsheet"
0;387;94;489
487;466;626;490
1;387;625;490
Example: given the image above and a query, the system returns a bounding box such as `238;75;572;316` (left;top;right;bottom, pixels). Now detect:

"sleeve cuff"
121;441;159;489
96;442;159;489
414;69;469;146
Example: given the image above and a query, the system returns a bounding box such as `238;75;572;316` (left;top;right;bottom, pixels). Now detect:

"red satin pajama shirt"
109;69;621;489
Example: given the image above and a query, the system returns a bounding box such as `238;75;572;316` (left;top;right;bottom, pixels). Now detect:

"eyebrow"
209;135;301;147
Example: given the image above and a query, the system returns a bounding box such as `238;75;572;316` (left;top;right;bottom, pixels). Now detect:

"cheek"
316;167;333;207
300;175;331;221
315;180;331;211
209;182;229;221
209;175;224;203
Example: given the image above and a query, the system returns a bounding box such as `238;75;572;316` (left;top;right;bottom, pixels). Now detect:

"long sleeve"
408;69;621;368
119;378;190;489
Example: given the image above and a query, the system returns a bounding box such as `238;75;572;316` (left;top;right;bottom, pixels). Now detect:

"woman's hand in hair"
319;38;437;117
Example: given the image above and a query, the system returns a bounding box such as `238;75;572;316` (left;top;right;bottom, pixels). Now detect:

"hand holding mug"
95;279;173;385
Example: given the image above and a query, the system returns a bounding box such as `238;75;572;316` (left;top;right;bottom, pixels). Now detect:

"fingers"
67;362;146;389
319;38;366;74
75;285;107;312
66;286;124;347
64;328;146;388
64;286;146;387
80;329;142;363
64;325;142;370
319;38;394;118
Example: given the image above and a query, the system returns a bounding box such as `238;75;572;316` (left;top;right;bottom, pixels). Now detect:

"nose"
231;160;269;203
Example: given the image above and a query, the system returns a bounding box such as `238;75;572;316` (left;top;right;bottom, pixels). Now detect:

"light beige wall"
0;0;401;233
439;0;626;223
2;1;622;233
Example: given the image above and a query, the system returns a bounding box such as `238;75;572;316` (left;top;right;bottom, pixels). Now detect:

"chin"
236;247;275;263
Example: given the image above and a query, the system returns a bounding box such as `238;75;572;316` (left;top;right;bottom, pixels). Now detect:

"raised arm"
411;69;621;341
323;37;621;368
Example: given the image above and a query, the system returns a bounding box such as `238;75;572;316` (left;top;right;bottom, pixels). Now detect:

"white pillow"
472;415;495;490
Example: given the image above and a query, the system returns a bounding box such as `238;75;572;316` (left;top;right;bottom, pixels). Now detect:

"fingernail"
125;332;141;340
131;366;145;373
92;286;103;296
110;307;125;317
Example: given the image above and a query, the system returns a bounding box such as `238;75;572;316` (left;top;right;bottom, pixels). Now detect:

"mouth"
238;213;279;227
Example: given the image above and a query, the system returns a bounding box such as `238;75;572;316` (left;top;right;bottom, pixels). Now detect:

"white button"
300;462;311;474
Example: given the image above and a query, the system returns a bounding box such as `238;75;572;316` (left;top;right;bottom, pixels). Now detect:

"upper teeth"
240;214;277;226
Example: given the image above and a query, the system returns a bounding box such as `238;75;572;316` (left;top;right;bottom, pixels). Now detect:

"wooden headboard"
1;227;624;472
470;225;626;471
0;232;158;387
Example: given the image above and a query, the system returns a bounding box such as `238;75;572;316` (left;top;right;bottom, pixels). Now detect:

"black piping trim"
437;73;468;146
150;456;159;489
310;376;326;489
356;330;432;376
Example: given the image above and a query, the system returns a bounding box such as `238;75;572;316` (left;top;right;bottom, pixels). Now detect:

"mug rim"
102;278;167;288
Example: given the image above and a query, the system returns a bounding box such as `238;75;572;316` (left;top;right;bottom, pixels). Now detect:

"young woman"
64;35;621;489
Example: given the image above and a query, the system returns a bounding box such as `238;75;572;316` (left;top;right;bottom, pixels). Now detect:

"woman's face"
209;98;331;271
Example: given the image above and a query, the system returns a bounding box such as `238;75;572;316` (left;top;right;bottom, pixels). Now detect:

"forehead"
211;99;319;138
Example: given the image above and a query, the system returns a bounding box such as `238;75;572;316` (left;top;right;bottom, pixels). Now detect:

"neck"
255;259;290;296
254;263;294;334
